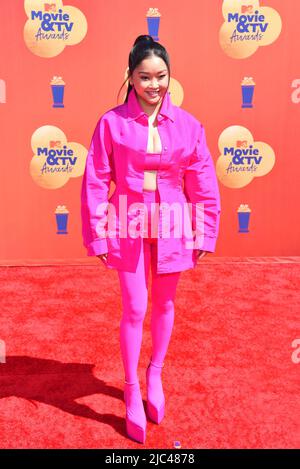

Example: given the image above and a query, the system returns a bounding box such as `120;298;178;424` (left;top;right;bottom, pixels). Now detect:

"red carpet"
0;257;299;448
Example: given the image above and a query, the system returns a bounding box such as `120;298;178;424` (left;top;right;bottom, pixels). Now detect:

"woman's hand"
195;249;209;261
97;253;108;265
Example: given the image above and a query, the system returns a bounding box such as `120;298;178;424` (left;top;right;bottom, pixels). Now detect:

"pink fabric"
81;87;221;274
118;188;181;383
144;152;162;171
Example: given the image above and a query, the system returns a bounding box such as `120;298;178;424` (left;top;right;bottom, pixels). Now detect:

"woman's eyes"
141;75;166;80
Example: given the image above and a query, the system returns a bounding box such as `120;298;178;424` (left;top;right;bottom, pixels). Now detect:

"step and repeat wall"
0;0;299;262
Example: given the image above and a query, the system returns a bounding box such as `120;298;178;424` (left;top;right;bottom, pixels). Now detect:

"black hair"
117;34;171;104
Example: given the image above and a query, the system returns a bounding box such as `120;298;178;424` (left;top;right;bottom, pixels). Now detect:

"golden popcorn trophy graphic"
241;76;255;108
237;203;251;232
55;204;69;234
51;75;65;107
146;8;161;41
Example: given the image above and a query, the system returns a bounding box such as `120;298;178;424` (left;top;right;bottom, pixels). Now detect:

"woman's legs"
145;187;181;365
118;238;151;384
146;230;181;424
118;187;181;382
150;267;181;366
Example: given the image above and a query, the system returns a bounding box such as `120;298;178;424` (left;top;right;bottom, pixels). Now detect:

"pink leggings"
118;188;181;383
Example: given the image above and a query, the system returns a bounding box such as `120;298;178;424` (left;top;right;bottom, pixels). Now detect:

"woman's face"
129;55;169;107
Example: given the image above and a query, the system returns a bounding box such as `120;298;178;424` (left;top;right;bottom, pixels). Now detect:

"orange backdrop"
0;0;299;264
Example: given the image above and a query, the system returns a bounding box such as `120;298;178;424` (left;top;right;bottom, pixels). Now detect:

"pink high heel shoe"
146;358;165;424
124;381;147;444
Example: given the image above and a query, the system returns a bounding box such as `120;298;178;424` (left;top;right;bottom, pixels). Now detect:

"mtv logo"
50;140;61;148
236;140;248;148
241;5;253;13
44;3;56;12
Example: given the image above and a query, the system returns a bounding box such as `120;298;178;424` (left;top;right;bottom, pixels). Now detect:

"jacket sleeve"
80;116;113;256
183;122;221;252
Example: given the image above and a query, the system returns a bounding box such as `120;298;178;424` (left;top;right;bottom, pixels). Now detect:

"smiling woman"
81;34;221;445
124;43;170;190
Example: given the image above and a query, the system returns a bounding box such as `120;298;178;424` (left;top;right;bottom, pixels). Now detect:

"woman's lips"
146;91;159;97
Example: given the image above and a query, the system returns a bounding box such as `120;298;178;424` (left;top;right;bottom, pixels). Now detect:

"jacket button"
164;146;168;151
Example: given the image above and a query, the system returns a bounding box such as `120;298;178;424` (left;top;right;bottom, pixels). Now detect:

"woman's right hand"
97;253;108;265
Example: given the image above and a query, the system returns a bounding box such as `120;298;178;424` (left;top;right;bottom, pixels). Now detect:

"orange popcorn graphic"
50;75;65;85
55;204;69;214
241;76;256;85
237;203;251;212
146;8;161;17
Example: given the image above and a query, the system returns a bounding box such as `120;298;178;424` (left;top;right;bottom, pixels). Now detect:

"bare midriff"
143;116;162;191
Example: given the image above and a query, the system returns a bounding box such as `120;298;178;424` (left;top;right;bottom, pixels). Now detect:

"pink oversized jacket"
81;87;221;274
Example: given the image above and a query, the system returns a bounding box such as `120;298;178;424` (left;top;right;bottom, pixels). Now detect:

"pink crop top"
144;152;162;170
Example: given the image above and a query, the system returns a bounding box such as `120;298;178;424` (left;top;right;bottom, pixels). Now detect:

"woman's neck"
136;93;162;120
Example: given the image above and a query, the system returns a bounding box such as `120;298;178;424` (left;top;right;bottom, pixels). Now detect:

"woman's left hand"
196;250;209;260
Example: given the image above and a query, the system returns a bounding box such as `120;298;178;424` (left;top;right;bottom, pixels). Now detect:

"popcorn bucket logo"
237;204;251;232
51;75;65;107
29;125;87;189
216;126;275;188
241;76;255;108
219;0;282;58
23;0;87;58
146;8;161;41
55;204;69;234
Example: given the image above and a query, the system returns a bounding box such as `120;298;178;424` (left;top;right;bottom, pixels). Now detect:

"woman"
81;35;221;444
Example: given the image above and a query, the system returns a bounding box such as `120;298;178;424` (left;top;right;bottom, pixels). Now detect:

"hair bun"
133;35;154;47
